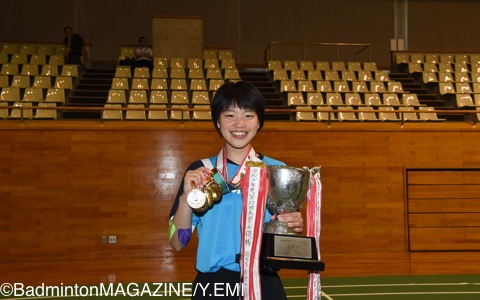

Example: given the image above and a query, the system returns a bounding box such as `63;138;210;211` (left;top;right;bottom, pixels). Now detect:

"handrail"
264;42;372;66
3;104;479;126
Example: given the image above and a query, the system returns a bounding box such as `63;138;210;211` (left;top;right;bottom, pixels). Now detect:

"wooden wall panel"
2;121;480;264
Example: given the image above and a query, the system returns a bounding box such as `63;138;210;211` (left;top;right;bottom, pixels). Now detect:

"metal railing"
264;42;372;65
2;104;480;126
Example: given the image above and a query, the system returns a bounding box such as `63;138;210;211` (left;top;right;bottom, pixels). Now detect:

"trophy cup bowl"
264;165;310;235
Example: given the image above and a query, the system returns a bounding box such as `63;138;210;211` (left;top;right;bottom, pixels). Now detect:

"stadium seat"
455;63;469;73
455;72;471;83
438;72;454;83
325;92;344;106
131;78;149;90
307;70;322;81
188;68;205;79
410;54;424;63
395;53;409;65
170;91;189;104
299;61;314;71
203;50;217;59
220;59;236;69
133;67;150;78
37;45;54;56
224;69;241;81
398;106;420;121
456;94;478;108
295;106;316;121
153;57;168;68
455;54;469;64
280;80;297;92
9;102;33;119
324;70;340;81
408;62;423;74
218;50;233;60
192;105;212;120
32;76;52;89
363;62;378;72
204;58;220;69
128;90;148;104
0;103;8;119
1;64;19;75
331;61;346;71
338;106;359;121
387;81;404;93
422;72;438;84
316;61;330;71
370;81;387;93
29;54;47;65
374;71;390;82
208;79;224;91
423;62;438;73
284;61;298;71
206;68;223;80
1;43;19;54
34;102;57;119
102;104;123;120
48;55;65;65
10;75;31;88
383;93;405;107
317;105;336;122
106;89;126;105
0;75;9;88
268;60;283;71
306;93;325;106
170;105;190;120
44;88;65;104
187;58;203;69
402;93;426;107
364;93;384;106
357;106;378;121
125;104;146;120
149;90;168;104
22;87;43;103
438;63;453;73
287;92;306;106
316;80;333;92
170;79;188;90
297;80;314;92
273;70;289;81
357;70;373;81
344;92;364;106
152;68;168;79
334;81;350;92
148;104;168;120
10;53;28;65
418;106;446;121
41;64;59;76
455;82;472;94
347;62;362;72
54;76;73;90
439;54;454;64
191;91;210;105
289;70;305;81
190;79;208;91
170;58;185;69
0;87;21;102
341;70;357;81
21;64;39;76
150;78;168;90
0;53;8;64
352;81;369;93
170;68;186;79
378;106;400;121
424;54;438;64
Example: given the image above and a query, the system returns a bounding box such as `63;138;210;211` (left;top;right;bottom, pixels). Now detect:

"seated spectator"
64;26;86;67
133;36;153;73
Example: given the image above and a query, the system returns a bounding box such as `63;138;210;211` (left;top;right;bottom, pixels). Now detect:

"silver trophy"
261;165;325;272
264;166;311;234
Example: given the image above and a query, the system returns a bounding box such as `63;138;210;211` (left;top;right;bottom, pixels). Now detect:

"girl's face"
218;105;260;152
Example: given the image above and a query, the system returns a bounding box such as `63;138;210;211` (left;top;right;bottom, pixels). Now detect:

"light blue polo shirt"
193;155;285;273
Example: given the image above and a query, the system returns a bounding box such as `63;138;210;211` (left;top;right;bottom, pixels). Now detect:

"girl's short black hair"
211;81;265;131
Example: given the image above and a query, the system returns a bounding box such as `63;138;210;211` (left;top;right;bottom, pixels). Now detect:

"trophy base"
261;233;325;272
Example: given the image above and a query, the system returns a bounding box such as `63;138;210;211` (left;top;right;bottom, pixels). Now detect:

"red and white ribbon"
240;163;267;300
306;167;322;300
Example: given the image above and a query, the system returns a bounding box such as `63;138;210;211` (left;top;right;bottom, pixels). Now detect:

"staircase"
238;68;290;121
63;67;115;119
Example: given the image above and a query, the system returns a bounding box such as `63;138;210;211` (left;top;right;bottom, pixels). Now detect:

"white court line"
285;282;480;289
327;291;480;297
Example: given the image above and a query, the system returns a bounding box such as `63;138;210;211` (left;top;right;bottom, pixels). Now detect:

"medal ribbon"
306;167;323;300
214;145;256;193
240;163;267;300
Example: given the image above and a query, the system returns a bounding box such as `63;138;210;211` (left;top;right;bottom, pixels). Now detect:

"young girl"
169;81;304;299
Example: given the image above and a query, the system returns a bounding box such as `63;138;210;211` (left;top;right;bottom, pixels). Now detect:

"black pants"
192;268;287;300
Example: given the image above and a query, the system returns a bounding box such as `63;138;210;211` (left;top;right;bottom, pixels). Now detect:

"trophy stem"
263;219;296;235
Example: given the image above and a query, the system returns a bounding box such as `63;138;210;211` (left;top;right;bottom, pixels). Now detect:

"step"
75;83;112;91
78;78;113;85
72;90;109;98
69;96;107;105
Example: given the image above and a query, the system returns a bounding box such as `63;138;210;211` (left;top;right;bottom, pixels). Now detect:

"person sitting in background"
63;26;85;67
133;36;153;73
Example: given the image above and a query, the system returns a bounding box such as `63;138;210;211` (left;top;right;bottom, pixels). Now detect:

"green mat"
1;275;479;299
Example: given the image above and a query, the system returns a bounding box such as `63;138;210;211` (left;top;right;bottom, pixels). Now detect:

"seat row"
1;42;66;56
268;60;378;72
288;91;418;108
296;105;445;122
102;103;211;121
273;69;390;82
395;53;480;65
0;75;74;90
422;71;480;84
118;48;233;61
0;53;67;66
0;87;67;104
106;89;212;106
115;66;240;80
0;102;59;119
438;82;480;95
0;64;79;77
408;62;480;74
279;79;405;94
111;77;227;92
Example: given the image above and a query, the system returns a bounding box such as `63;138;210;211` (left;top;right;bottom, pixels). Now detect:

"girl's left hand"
273;211;304;233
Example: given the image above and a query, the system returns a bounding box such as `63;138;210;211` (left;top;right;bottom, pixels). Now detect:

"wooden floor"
2;250;480;286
